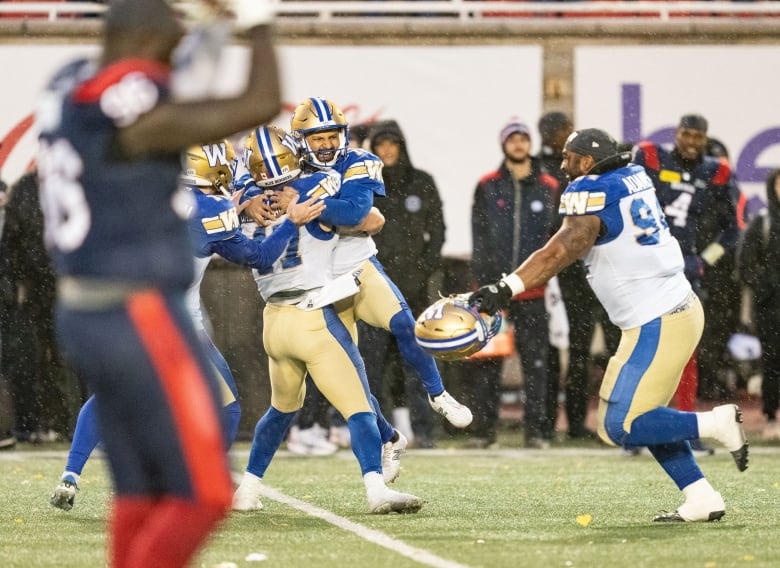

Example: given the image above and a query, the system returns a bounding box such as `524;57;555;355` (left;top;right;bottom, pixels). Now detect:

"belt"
57;277;152;310
666;291;696;316
266;289;311;305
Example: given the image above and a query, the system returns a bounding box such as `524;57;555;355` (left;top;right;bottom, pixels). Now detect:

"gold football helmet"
181;140;236;195
414;295;503;361
290;97;349;167
244;125;301;187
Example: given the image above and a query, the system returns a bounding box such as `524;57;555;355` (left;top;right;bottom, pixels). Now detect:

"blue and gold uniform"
560;164;703;443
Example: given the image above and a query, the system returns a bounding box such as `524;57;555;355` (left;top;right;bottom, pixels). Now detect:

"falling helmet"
290;97;349;167
414;295;503;361
244;125;301;187
181;140;236;195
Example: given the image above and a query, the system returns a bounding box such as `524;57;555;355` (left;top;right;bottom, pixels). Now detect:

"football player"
48;139;324;512
288;97;473;432
231;125;424;514
469;128;748;523
36;1;285;564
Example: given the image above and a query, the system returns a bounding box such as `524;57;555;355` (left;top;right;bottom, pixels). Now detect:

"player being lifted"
48;139;324;512
231;125;424;514
286;97;472;430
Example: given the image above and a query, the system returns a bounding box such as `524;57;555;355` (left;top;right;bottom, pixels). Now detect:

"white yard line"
232;472;471;568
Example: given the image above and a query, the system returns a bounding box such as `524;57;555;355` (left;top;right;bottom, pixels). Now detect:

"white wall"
4;43;779;257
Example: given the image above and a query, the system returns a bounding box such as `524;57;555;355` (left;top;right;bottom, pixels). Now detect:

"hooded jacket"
368;120;445;311
738;169;780;314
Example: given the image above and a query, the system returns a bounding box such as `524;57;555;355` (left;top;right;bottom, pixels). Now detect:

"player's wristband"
501;273;526;296
232;0;275;31
700;243;725;266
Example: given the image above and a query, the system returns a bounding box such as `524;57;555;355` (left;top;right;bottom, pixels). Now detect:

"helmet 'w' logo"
202;143;228;167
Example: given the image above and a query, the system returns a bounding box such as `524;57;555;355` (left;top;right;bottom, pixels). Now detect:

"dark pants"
358;322;434;441
466;298;549;442
548;264;619;437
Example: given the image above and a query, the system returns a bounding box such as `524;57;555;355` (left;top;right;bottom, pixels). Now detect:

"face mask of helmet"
290;97;350;168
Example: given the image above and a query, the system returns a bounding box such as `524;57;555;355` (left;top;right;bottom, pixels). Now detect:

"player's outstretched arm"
470;214;600;314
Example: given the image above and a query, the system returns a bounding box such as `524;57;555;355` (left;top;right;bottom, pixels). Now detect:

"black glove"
468;281;512;314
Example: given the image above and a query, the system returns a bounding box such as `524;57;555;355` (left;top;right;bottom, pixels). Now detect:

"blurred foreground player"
469;128;748;522
36;1;283;566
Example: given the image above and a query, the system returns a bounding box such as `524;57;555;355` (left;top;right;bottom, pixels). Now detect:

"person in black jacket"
537;111;617;440
738;168;780;441
0;170;82;444
470;118;558;448
357;119;445;447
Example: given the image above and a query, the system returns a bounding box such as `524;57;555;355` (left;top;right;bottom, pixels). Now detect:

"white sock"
240;471;263;489
363;471;385;493
681;478;716;502
63;471;80;484
695;411;717;439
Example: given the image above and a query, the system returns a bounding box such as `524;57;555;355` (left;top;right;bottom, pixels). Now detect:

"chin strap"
588;151;632;175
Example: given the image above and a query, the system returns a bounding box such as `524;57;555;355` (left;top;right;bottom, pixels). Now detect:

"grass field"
2;441;779;568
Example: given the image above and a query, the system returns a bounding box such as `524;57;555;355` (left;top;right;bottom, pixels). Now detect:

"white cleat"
367;486;424;515
429;390;473;428
286;425;338;456
49;475;79;511
232;473;264;511
654;491;725;523
382;429;408;484
710;404;749;472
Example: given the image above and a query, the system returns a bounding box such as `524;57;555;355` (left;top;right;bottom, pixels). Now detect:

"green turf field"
2;443;779;568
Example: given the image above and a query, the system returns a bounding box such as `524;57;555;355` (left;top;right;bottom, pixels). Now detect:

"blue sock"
647;442;704;490
370;394;395;444
221;400;241;450
348;412;382;476
65;395;100;476
245;407;296;478
389;311;444;397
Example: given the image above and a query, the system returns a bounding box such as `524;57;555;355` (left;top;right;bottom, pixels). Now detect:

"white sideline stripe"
231;472;471;568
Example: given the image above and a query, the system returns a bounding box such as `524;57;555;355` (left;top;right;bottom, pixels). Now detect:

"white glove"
230;0;275;30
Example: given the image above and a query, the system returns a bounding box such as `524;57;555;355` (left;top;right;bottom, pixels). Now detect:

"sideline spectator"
358;119;444;448
0;170;81;444
537;111;617;440
737;168;780;441
470;118;558;448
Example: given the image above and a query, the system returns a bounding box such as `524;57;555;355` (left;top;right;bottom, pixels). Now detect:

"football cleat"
414;295;502;361
653;491;725;523
232;472;264;511
181;139;237;195
710;404;749;472
382;429;407;484
366;487;424;515
428;390;473;428
49;475;79;511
